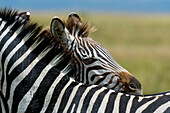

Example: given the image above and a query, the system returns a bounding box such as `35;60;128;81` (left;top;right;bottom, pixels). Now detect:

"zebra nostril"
128;75;142;92
129;83;137;90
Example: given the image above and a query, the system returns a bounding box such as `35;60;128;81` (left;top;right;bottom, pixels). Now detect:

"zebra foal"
51;12;142;95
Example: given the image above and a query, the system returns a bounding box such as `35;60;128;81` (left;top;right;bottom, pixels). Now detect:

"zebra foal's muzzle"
118;72;142;95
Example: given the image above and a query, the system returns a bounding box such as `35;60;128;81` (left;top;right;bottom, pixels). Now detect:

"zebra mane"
0;8;18;21
0;8;61;50
0;8;41;38
0;8;78;66
65;15;96;38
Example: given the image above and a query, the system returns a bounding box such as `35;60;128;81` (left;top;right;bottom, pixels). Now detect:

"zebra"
0;8;169;113
51;12;142;95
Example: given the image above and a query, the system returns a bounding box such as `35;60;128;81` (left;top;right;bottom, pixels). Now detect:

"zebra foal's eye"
83;57;98;64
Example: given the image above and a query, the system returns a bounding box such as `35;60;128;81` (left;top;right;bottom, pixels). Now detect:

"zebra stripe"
98;90;113;112
0;22;16;42
153;101;170;113
126;95;135;113
136;96;159;113
113;93;123;113
86;87;106;112
63;83;82;113
0;21;6;33
52;78;75;113
76;85;97;112
0;90;9;113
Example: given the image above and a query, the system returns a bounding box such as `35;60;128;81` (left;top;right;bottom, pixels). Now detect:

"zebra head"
50;13;142;95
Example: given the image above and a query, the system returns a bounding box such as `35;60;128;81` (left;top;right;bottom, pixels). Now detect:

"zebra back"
48;76;170;113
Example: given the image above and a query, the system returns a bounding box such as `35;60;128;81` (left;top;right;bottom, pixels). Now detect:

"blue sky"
1;0;170;13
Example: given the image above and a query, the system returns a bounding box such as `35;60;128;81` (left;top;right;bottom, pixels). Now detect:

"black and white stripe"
0;90;9;113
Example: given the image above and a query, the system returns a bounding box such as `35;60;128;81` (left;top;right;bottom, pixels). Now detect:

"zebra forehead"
84;38;116;59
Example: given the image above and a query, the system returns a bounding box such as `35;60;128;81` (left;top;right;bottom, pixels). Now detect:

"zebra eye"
83;57;98;64
79;47;87;56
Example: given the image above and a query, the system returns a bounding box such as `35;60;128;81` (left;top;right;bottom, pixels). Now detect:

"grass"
31;12;170;95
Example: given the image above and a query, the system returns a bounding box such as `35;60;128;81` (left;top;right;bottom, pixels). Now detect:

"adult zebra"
0;8;169;113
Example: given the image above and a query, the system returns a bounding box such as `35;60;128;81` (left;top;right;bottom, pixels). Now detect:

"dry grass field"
31;12;170;95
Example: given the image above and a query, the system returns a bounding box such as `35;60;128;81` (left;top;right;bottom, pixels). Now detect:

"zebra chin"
107;82;142;95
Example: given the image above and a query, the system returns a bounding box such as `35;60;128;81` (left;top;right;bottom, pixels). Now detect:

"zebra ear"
66;12;82;34
68;12;82;23
51;16;68;44
15;12;30;23
17;12;30;20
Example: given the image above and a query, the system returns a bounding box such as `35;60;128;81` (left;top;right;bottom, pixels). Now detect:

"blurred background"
1;0;170;95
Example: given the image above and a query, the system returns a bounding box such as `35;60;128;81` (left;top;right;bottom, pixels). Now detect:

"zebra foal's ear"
66;12;82;34
68;12;82;24
51;16;67;44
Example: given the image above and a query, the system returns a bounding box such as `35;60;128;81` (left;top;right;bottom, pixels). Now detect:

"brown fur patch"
118;71;133;84
118;71;142;94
